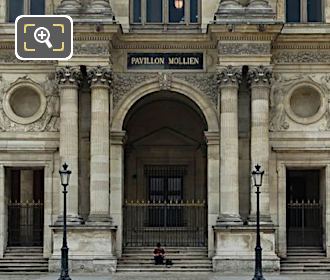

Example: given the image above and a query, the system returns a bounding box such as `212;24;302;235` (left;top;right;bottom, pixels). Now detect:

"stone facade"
0;0;330;274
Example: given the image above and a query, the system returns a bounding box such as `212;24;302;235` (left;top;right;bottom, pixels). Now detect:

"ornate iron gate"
287;200;322;247
123;200;207;247
8;200;44;246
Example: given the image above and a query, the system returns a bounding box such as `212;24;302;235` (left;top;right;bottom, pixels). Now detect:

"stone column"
87;66;112;224
217;66;242;224
56;66;82;224
248;65;272;224
87;0;113;15
55;0;81;14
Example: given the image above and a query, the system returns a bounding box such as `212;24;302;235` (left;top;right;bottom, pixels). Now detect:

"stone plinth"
213;225;280;272
49;225;117;273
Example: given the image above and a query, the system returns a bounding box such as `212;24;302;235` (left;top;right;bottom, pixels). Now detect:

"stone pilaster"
56;66;83;225
55;0;81;14
248;65;272;224
217;66;242;225
87;66;112;224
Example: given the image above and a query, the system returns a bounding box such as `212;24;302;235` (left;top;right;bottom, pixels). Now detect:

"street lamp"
59;163;72;280
252;164;265;280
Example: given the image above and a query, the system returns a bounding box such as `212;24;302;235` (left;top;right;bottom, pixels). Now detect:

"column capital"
248;65;272;87
87;66;112;88
217;66;242;88
56;66;81;87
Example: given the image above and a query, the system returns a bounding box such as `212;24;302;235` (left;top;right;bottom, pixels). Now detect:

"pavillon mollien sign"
127;53;204;70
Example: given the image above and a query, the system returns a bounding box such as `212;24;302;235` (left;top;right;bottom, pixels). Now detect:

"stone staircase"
281;247;330;274
0;247;48;274
117;247;213;272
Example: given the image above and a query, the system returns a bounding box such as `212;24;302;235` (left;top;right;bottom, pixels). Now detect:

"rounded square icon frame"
15;15;73;61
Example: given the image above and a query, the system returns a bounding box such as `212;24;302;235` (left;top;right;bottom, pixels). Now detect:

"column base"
86;214;113;225
55;215;84;226
213;225;280;272
49;225;117;273
217;214;243;225
55;1;81;14
248;214;273;226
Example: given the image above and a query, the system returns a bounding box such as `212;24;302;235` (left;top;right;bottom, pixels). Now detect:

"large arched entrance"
122;91;208;247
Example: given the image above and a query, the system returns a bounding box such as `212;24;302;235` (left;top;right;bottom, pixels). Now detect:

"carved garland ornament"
0;76;60;132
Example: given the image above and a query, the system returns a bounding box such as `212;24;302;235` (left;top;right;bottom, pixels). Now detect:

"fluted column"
56;66;82;224
87;66;112;224
248;66;272;224
217;66;242;224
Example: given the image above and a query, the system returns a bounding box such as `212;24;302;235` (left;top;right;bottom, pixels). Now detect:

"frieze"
0;75;60;132
272;51;330;64
73;42;110;55
0;51;53;64
219;43;270;55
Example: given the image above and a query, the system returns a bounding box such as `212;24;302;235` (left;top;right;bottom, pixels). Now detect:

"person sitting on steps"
153;242;165;265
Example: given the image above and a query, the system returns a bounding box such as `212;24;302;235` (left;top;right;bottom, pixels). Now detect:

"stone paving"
0;273;330;280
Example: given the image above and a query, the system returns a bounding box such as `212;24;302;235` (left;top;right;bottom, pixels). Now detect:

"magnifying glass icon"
34;27;53;49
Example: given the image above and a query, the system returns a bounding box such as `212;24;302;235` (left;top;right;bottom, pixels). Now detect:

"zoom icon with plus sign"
15;15;73;60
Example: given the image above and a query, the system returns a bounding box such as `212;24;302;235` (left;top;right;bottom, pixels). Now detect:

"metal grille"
123;200;207;247
287;200;322;247
8;200;44;246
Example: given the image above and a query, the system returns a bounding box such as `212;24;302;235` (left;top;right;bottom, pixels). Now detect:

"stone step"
119;259;211;264
0;259;48;263
116;267;212;272
121;256;209;260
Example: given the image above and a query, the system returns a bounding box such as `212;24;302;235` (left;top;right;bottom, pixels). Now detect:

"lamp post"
59;163;72;280
252;164;265;280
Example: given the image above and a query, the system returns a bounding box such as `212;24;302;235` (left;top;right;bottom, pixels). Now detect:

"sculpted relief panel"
270;73;330;131
112;73;218;109
0;75;60;132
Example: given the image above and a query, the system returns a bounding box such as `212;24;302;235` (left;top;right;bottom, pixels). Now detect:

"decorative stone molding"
0;76;59;132
176;73;218;107
55;0;81;14
56;66;81;86
0;51;53;64
73;42;110;55
217;66;242;87
272;51;330;64
112;73;219;110
158;73;172;90
269;73;330;131
87;66;112;87
219;42;270;56
112;73;158;108
248;65;272;86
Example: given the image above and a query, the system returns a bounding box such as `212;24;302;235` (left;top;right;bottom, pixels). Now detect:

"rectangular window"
146;0;163;23
307;0;322;22
169;0;184;23
8;0;24;22
190;0;198;23
286;0;301;22
133;0;142;23
31;0;45;15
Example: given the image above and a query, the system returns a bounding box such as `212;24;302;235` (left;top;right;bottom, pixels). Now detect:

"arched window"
131;0;200;27
286;0;322;23
8;0;45;22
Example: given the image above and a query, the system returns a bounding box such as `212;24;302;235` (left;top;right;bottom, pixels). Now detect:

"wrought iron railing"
8;200;44;247
287;200;322;247
123;200;207;247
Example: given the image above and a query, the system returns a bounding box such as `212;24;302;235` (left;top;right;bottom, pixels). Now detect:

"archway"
122;91;208;247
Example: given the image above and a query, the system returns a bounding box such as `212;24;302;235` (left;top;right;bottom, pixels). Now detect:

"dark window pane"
147;0;162;23
169;0;184;23
307;0;322;22
8;0;24;22
31;0;45;15
133;0;141;23
286;0;300;22
190;0;198;23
